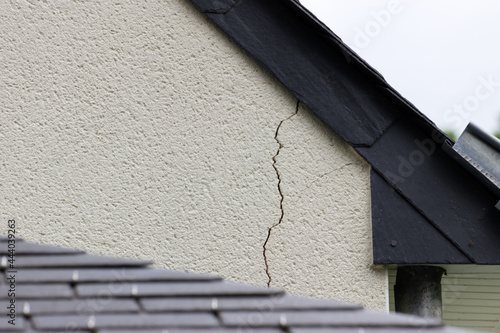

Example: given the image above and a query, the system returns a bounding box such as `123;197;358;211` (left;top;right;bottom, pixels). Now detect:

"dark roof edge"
443;123;500;198
465;123;500;151
285;0;443;139
287;0;457;144
284;1;433;118
191;0;450;147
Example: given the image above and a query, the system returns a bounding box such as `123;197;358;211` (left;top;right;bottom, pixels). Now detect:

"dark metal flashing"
0;237;480;332
188;0;500;264
444;123;500;198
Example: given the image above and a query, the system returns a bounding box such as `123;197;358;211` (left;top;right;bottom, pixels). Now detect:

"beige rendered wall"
0;0;386;310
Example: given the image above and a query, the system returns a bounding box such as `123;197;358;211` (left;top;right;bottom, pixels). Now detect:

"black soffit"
188;0;500;264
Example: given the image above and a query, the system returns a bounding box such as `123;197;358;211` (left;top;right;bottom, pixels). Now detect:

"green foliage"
445;115;500;140
495;115;500;139
444;130;457;141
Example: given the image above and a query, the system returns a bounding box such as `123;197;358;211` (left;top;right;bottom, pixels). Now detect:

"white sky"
300;0;500;137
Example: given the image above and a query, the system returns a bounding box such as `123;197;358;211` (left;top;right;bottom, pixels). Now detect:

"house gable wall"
0;0;385;310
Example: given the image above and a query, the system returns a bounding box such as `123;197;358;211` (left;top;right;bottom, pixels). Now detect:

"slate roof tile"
77;281;283;297
0;316;25;331
14;268;219;283
98;328;286;333
290;328;474;333
26;331;90;333
0;283;73;299
7;299;139;315
141;295;360;312
31;313;220;330
5;254;149;268
0;237;480;333
219;310;441;328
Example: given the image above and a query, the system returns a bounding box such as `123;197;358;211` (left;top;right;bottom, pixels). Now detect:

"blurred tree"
495;115;500;139
445;130;457;141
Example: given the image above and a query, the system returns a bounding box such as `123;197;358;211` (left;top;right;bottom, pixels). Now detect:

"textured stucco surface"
265;103;387;310
0;0;386;310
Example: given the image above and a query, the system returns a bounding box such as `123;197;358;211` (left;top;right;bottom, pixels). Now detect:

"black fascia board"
371;170;471;264
188;0;500;264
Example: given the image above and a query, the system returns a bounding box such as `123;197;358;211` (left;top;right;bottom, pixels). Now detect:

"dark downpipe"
395;266;446;320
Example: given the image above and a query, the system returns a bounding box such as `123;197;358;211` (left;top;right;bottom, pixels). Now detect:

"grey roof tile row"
12;299;140;315
0;238;480;332
5;254;150;268
76;281;281;297
32;313;220;330
140;295;360;312
0;283;74;299
12;268;220;283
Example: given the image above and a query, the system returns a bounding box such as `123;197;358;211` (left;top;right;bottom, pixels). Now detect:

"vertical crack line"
263;100;300;287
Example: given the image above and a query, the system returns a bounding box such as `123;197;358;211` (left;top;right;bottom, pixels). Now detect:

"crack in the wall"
303;163;360;192
262;103;366;287
263;100;300;287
